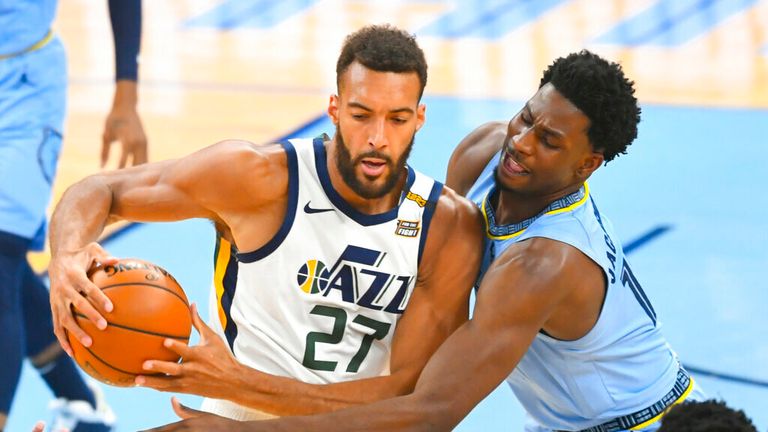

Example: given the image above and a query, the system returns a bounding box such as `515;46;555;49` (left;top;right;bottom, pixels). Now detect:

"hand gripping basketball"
49;242;118;357
135;303;243;401
67;258;193;386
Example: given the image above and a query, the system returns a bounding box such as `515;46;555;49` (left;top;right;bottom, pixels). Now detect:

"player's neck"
494;183;583;226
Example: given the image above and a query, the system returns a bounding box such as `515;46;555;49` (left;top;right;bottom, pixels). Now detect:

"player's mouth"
501;146;529;176
360;158;388;177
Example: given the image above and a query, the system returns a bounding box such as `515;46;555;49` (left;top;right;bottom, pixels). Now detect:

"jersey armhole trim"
417;181;444;266
237;141;299;263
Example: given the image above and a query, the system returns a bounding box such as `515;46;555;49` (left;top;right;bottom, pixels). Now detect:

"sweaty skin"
48;61;484;416
140;83;611;432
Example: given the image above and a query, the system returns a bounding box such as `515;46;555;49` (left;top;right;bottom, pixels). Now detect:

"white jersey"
203;137;442;419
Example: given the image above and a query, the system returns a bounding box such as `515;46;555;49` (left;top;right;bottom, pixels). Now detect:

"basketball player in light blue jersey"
145;51;705;432
47;25;483;423
0;1;146;430
446;50;705;431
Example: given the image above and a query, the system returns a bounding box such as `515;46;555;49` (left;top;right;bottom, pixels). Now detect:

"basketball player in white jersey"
46;25;483;420
146;51;703;432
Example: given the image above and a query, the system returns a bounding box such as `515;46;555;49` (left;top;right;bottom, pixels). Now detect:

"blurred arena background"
9;0;768;430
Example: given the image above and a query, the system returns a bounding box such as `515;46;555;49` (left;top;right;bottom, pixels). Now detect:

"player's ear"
416;103;426;131
328;94;340;125
578;152;604;179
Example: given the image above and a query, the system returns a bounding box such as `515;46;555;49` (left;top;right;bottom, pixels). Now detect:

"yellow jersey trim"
0;30;54;60
629;377;696;430
214;236;232;330
483;182;590;240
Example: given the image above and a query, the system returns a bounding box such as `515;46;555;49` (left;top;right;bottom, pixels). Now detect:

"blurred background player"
0;0;146;430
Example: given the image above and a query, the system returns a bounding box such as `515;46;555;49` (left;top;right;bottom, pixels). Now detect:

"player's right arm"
48;140;288;356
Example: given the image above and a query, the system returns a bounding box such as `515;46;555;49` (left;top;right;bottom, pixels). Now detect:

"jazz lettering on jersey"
295;245;414;314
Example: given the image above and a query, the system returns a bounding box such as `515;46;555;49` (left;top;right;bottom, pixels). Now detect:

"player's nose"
367;119;389;149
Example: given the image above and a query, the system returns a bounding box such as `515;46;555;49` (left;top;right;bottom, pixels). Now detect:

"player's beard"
334;126;414;199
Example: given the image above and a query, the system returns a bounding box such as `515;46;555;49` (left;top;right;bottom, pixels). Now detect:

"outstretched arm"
102;0;147;168
139;188;484;415
48;141;287;356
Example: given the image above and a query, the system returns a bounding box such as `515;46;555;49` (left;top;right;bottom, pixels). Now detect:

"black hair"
540;50;640;163
658;400;758;432
336;24;428;99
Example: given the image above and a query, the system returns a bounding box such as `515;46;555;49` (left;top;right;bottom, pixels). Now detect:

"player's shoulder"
446;121;507;195
431;186;483;237
494;235;591;282
195;140;292;202
207;139;291;176
416;185;483;279
211;139;287;161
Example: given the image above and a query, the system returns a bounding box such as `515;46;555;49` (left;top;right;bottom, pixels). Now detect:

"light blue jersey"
467;153;696;432
0;0;66;249
0;0;58;56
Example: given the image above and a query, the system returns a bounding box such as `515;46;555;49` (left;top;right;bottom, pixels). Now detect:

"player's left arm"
139;188;484;415
102;0;148;168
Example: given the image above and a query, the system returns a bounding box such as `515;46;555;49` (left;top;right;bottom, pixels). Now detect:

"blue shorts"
0;35;67;250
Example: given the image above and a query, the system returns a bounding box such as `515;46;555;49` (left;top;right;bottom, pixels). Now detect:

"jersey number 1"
621;260;657;326
302;305;391;373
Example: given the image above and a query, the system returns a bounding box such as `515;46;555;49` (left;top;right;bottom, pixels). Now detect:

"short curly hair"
658;400;758;432
336;24;428;100
540;50;640;163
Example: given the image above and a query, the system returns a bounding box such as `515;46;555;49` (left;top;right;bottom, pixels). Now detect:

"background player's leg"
21;261;96;407
0;231;30;430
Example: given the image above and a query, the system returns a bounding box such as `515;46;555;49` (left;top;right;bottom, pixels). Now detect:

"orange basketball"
67;258;192;387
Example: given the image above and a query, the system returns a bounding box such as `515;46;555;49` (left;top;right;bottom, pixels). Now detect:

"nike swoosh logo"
304;202;335;214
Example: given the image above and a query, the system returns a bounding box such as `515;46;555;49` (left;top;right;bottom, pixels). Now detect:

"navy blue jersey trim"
211;234;240;350
404;165;416;193
237;141;299;262
418;181;444;266
312;137;411;226
220;238;239;349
